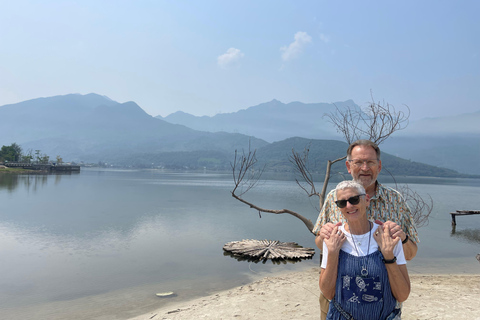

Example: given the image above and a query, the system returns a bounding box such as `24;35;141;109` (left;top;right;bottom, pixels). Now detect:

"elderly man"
313;139;419;320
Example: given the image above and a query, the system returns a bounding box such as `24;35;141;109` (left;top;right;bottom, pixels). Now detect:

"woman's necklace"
349;221;372;277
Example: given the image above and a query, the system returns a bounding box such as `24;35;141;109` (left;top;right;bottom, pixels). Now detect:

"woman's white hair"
335;180;366;195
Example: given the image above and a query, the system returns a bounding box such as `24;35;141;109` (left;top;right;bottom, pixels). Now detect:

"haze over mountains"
158;99;480;175
158;99;352;142
0;94;267;166
0;93;478;176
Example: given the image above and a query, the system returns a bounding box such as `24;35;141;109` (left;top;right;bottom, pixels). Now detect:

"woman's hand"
324;225;346;254
319;225;346;300
373;224;400;260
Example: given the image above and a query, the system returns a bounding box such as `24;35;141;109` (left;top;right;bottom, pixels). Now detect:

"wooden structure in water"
3;162;80;172
450;210;480;226
223;239;315;263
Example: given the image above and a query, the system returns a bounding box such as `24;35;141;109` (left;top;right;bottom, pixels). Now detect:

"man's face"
346;145;382;189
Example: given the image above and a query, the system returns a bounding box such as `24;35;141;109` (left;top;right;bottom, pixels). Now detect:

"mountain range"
0;93;267;166
0;93;478;177
158;99;350;142
158;99;480;175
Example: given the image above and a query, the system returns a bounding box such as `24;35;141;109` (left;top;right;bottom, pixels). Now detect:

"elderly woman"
318;180;410;320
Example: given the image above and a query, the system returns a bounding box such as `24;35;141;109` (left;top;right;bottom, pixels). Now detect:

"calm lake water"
0;169;479;319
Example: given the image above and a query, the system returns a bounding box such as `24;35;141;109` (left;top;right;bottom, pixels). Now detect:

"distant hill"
158;99;356;142
0;93;267;164
159;100;480;175
253;137;474;178
0;93;477;178
381;113;480;175
104;137;475;177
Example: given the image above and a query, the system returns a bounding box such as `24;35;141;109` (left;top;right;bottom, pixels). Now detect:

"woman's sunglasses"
335;194;366;208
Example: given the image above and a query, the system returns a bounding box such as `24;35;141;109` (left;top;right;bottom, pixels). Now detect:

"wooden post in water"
450;210;480;226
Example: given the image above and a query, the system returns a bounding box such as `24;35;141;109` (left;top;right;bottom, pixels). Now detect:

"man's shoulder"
327;188;336;195
320;189;339;214
376;183;408;205
325;188;336;200
377;183;403;197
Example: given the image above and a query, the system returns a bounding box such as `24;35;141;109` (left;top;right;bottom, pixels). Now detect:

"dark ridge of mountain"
158;99;358;142
100;136;476;178
0;93;268;164
1;93;478;177
253;137;475;178
159;99;480;175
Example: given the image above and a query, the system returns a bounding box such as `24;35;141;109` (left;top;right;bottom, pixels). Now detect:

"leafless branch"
289;145;318;197
231;144;315;234
318;156;346;208
288;145;349;214
324;92;410;146
231;147;264;197
397;185;433;228
231;191;315;233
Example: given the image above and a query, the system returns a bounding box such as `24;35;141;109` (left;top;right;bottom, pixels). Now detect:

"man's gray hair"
346;140;381;161
335;180;366;195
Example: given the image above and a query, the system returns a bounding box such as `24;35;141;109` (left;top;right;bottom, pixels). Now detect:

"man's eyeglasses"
335;194;365;208
348;159;379;168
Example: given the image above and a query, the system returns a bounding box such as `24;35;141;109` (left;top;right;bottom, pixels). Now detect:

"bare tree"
397;184;432;228
231;95;432;235
231;147;315;231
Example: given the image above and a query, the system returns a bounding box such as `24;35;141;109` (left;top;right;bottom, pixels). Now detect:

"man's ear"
378;159;382;173
346;160;352;174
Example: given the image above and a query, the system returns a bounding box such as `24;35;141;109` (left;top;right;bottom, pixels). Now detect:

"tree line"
0;143;63;164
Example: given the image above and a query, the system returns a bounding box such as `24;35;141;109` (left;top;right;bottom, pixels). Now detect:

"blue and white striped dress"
326;250;401;320
322;223;404;320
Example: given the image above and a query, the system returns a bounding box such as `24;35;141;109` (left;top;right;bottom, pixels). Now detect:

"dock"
2;162;80;172
450;210;480;226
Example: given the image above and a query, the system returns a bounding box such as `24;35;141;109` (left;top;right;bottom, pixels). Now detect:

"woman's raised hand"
373;224;400;260
324;225;346;253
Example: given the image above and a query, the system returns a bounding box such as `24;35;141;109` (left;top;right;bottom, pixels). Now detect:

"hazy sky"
1;1;478;119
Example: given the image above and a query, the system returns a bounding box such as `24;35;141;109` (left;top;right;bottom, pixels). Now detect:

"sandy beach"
129;267;480;320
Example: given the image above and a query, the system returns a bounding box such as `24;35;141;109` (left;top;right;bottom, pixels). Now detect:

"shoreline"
129;268;480;320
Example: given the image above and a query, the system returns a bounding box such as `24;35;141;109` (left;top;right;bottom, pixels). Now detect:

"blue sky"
0;0;478;120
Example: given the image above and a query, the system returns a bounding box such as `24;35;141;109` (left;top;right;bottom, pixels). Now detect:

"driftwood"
223;239;315;263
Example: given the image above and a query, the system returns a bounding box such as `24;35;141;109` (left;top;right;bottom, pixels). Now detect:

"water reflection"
0;173;77;192
1;169;479;320
0;211;225;308
451;227;480;244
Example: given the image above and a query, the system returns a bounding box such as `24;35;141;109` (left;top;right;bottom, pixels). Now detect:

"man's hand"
375;220;405;242
317;222;342;241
